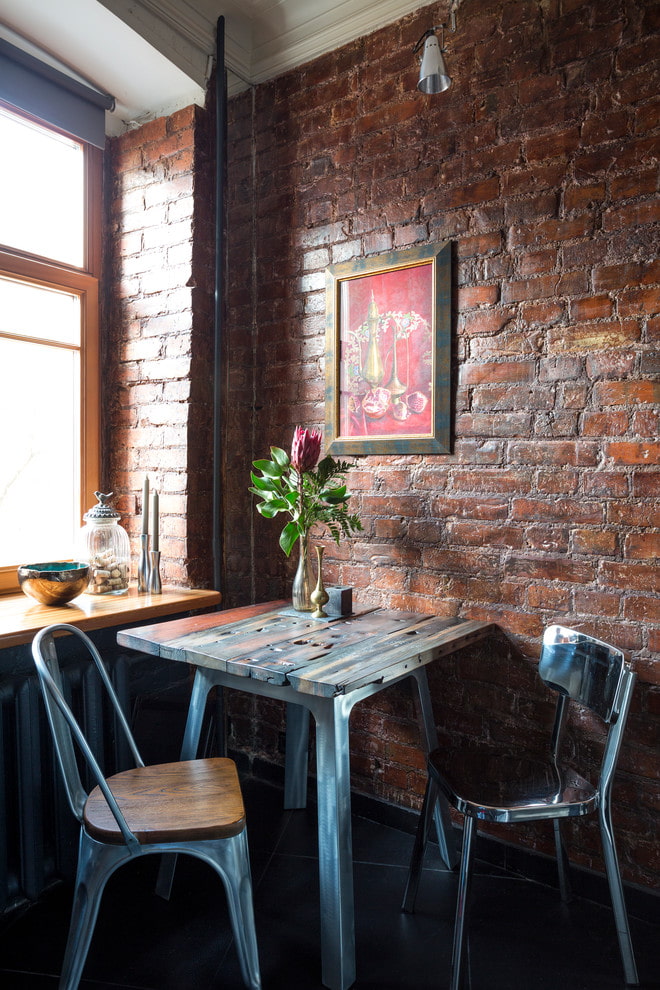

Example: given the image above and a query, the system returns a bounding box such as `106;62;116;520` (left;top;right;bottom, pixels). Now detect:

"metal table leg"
410;667;458;869
155;668;216;899
311;693;356;990
284;702;310;809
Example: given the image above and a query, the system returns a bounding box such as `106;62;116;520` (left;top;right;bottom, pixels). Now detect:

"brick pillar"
104;105;215;589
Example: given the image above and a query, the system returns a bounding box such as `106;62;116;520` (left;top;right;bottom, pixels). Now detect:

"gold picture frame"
325;241;451;455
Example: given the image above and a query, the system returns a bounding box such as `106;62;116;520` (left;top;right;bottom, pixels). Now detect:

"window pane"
0;107;84;268
0;337;80;564
0;275;81;346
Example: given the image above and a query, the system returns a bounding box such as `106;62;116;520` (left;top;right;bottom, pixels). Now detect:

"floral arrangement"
249;426;362;556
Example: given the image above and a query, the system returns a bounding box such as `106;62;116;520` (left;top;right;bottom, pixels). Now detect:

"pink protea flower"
290;426;322;474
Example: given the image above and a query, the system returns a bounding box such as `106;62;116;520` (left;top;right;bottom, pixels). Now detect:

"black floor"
0;777;658;989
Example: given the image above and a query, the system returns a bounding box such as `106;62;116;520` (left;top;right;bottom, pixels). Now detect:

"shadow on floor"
0;777;657;989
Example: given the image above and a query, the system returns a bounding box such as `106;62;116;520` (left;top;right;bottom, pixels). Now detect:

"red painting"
338;262;434;439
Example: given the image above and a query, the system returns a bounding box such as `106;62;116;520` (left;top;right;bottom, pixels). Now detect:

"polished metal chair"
402;624;639;988
32;623;261;990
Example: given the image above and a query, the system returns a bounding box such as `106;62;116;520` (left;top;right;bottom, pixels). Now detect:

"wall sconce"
413;8;457;94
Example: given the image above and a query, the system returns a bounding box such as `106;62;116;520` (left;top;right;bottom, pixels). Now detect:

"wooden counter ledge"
0;586;221;650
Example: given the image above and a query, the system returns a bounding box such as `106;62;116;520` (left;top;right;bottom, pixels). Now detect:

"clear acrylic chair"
402;624;639;989
32;623;261;990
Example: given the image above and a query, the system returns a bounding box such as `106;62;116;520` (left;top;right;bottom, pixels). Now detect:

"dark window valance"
0;38;114;149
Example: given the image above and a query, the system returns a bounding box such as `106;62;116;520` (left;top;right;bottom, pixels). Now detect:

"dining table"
117;600;496;990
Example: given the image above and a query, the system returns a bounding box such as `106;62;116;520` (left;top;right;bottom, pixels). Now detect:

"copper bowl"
18;561;90;606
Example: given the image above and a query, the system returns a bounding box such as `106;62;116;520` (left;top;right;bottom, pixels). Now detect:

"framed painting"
324;241;451;456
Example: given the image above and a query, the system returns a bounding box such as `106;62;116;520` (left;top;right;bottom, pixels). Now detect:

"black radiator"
0;655;132;915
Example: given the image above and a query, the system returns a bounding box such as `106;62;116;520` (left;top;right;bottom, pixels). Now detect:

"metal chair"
32;623;261;990
402;624;639;989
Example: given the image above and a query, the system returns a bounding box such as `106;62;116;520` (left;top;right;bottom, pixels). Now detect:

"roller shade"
0;38;114;149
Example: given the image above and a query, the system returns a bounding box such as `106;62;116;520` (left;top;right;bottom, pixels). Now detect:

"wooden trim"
0;586;221;650
85;145;103;278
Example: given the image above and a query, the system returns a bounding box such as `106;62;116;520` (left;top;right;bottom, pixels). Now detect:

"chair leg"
450;815;475;990
402;776;437;913
60;834;125;990
553;819;573;903
205;833;261;990
599;805;639;986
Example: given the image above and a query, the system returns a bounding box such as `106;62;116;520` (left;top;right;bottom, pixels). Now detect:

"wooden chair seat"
84;757;246;844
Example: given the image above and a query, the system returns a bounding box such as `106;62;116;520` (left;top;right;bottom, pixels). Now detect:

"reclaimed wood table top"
118;602;496;699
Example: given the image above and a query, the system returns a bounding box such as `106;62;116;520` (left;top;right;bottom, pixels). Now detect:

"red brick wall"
104;105;215;588
223;0;659;888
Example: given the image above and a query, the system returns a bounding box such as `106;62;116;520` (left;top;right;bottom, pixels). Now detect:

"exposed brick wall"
223;0;659;889
104;105;215;588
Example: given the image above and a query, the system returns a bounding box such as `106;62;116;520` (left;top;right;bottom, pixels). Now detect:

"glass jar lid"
84;491;121;522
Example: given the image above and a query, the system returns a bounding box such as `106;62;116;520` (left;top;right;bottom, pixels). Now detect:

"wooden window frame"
0;112;101;593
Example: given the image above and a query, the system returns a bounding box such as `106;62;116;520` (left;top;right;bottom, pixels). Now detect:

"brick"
505;556;596;583
593;260;660;292
583;471;629;497
564;182;607;212
427;177;500;211
528;584;571;610
508;441;598;466
600;562;660;594
625;533;660;560
618;287;660;318
521;300;565;326
633;409;660;436
586;353;638;380
518;248;557;275
512;499;603;524
525;127;579;167
569;295;613;321
574;589;621;618
548;321;640;353
581;411;629;436
633;473;660;497
460;360;535;385
458;285;500;308
572;529;618;555
605;442;660;465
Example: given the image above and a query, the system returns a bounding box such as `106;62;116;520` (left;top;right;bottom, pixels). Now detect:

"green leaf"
270;446;290;469
257;503;280;518
249;473;277;492
252;458;282;478
279;521;300;557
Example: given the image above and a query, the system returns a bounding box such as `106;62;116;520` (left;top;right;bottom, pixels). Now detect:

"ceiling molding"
250;0;431;83
102;0;433;87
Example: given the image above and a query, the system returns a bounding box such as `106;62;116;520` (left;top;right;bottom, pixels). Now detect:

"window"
0;104;101;591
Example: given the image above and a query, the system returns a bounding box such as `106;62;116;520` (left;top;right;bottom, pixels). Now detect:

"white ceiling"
0;0;434;135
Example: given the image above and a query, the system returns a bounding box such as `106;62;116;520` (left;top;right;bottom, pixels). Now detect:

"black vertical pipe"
212;17;226;594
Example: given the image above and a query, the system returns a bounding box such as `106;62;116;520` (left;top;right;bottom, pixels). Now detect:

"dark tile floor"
0;777;657;989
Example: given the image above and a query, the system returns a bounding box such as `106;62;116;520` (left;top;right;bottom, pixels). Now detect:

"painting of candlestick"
325;242;451;456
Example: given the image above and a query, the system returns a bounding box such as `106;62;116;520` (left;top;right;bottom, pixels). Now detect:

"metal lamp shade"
418;34;451;94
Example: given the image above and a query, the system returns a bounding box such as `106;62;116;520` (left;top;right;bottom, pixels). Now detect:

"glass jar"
80;492;130;595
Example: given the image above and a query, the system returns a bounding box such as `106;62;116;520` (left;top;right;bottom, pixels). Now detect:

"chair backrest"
539;624;636;797
32;624;145;846
540;624;627;721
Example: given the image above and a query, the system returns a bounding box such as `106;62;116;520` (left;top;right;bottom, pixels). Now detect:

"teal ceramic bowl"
18;561;90;606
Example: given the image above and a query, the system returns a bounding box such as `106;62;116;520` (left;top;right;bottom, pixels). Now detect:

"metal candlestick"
311;546;329;619
138;534;150;592
148;550;162;593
